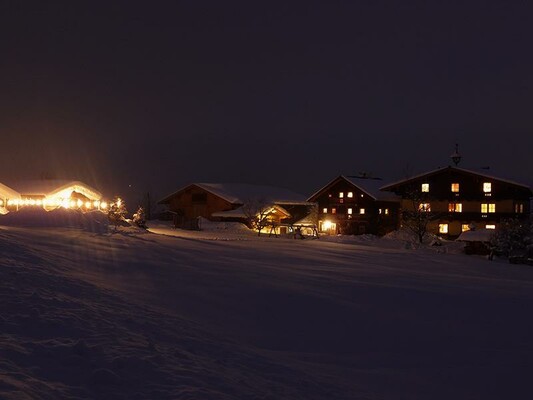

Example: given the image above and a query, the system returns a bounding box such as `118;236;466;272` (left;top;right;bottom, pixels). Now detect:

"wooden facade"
158;183;313;230
308;175;400;235
381;166;532;238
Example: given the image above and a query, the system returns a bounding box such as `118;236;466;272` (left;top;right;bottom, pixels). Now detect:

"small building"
0;182;21;214
307;175;400;235
158;182;316;232
0;179;106;213
380;166;532;238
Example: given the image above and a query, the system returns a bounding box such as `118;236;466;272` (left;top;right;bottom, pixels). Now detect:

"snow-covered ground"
1;212;533;399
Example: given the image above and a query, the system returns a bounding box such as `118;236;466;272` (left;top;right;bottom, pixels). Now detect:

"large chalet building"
308;175;400;235
381;166;532;238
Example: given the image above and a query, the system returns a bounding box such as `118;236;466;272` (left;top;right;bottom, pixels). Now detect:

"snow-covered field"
1;212;533;399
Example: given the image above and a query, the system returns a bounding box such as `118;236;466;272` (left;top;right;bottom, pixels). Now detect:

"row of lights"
0;198;109;210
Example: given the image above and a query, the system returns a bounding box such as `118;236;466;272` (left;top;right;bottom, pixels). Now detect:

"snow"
0;182;21;200
457;228;495;242
1;179;102;198
343;176;400;201
2;213;533;399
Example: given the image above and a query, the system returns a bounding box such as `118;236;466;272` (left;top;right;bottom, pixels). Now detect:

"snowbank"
0;208;109;233
197;216;251;233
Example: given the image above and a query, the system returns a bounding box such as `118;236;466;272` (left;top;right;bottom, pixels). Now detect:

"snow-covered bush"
108;197;128;231
133;206;147;228
490;218;532;257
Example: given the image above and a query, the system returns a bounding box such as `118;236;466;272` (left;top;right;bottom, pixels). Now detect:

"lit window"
448;203;462;212
359;208;365;214
486;224;496;230
347;192;353;198
419;203;431;212
421;183;429;192
488;204;495;213
347;208;353;215
481;204;488;213
339;192;344;198
332;208;336;214
451;183;459;192
378;208;382;214
439;224;448;234
323;208;327;214
461;224;470;232
483;182;492;193
384;208;389;215
515;203;524;213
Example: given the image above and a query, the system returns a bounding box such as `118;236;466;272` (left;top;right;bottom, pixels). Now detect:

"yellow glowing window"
451;183;459;192
347;208;353;215
347;192;353;198
385;208;389;215
421;183;429;192
339;192;344;198
461;224;470;232
488;203;495;213
448;203;462;212
515;203;524;213
378;208;382;214
359;208;365;214
439;224;448;234
419;203;431;212
483;182;492;193
481;204;488;213
486;224;496;230
332;208;337;214
323;208;327;213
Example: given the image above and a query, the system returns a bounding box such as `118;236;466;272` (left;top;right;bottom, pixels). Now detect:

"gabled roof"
211;204;292;219
381;166;532;194
159;182;310;205
5;179;102;200
0;182;21;200
307;175;400;202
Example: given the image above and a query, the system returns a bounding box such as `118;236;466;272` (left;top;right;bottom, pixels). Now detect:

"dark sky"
1;1;532;204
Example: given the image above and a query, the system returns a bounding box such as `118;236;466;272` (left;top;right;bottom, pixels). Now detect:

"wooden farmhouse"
307;175;400;235
380;166;532;238
158;183;316;233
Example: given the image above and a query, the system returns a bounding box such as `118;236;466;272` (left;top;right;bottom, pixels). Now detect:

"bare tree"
400;185;437;244
241;197;273;236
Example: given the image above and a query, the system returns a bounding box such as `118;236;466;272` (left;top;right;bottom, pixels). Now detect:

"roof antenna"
450;143;461;166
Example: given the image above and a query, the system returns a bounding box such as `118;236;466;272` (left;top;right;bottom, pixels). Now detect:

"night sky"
1;1;532;204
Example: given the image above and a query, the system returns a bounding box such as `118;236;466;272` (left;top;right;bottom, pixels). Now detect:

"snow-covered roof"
343;176;401;201
0;182;21;200
5;179;102;199
211;204;292;219
307;175;400;202
456;229;494;242
160;183;310;205
211;207;248;218
381;166;532;193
